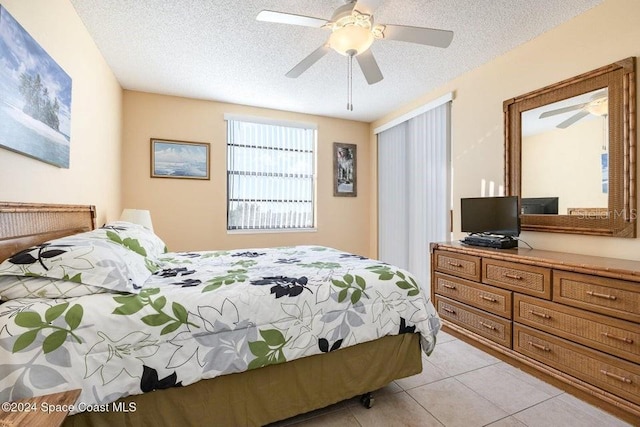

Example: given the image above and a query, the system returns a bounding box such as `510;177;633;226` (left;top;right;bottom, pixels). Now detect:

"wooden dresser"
431;242;640;418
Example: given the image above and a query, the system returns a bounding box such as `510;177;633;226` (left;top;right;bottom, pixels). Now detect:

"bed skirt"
63;333;422;427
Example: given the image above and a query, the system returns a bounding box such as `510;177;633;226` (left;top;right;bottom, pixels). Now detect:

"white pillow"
0;223;166;294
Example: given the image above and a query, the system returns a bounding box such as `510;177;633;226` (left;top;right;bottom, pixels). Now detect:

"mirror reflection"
521;88;609;215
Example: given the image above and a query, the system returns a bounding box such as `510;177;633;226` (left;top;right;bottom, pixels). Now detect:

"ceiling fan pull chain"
347;50;355;111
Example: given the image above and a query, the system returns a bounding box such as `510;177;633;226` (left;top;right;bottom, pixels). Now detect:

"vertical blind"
226;117;316;230
377;101;451;292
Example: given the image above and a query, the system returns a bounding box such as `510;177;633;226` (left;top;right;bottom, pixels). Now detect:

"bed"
0;202;440;426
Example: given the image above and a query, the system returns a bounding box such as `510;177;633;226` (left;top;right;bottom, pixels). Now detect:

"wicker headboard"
0;202;96;263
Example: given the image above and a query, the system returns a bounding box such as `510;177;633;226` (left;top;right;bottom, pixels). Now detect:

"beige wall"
371;0;640;261
0;0;122;225
122;91;371;255
522;118;608;213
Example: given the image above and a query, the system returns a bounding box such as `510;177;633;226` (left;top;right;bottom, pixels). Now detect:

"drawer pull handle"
600;370;632;384
586;291;617;300
443;307;456;315
528;341;551;352
479;321;496;330
442;284;457;290
479;295;497;302
504;273;523;280
601;332;634;344
529;310;552;319
447;262;463;268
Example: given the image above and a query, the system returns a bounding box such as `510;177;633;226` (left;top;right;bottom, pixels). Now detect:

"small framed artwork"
333;142;357;197
151;138;210;180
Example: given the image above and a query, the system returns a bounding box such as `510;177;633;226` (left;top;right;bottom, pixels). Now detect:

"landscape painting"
151;138;210;180
0;6;72;168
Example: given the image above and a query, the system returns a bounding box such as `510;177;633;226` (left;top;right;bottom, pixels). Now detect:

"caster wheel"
360;393;374;409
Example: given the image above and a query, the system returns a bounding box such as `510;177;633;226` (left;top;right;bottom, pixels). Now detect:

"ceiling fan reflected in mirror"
257;0;454;110
539;90;608;129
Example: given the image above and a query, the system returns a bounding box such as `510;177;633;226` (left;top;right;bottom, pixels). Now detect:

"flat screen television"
461;196;520;237
521;197;559;214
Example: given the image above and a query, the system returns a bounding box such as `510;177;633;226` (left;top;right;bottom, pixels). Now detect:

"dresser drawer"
514;294;640;364
553;271;640;323
483;259;551;299
434;250;481;281
435;295;512;348
434;272;512;318
514;324;640;406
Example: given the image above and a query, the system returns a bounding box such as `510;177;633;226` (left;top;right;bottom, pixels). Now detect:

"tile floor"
271;331;635;427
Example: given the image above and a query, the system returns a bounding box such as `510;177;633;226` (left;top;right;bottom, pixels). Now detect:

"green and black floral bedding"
0;223;440;414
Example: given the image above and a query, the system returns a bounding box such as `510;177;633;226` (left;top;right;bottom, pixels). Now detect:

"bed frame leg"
359;392;374;409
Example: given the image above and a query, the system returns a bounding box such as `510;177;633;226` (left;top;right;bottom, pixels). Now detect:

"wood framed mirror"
504;57;636;237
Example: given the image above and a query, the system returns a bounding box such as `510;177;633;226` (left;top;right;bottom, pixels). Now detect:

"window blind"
378;101;451;291
226;118;316;230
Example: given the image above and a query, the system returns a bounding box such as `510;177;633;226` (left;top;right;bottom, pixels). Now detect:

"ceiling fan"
257;0;454;110
538;90;608;129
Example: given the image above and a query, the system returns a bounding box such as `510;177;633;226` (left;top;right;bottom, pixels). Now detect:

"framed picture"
0;6;73;168
333;142;357;197
151;138;210;180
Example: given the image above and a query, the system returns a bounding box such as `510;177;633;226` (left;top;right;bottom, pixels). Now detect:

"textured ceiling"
69;0;603;122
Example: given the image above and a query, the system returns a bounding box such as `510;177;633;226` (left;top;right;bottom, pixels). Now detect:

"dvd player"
461;234;518;249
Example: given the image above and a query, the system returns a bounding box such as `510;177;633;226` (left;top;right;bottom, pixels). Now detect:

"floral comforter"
0;246;440;414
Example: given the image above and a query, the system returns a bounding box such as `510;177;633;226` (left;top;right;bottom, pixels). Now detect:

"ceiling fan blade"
353;0;385;15
381;24;453;48
590;89;608;100
557;110;590;129
539;103;588;119
356;50;383;85
257;10;327;28
286;44;331;78
330;2;357;21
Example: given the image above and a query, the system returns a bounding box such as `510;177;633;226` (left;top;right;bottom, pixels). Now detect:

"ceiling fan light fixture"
329;23;374;56
585;98;608;116
259;1;454;111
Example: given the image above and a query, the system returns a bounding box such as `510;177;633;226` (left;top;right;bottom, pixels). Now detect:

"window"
226;115;316;231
